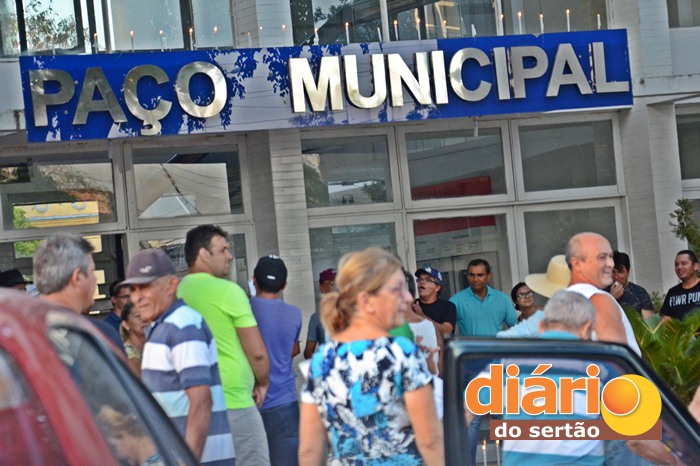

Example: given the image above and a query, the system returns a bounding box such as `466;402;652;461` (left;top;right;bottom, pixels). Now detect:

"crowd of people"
3;226;700;465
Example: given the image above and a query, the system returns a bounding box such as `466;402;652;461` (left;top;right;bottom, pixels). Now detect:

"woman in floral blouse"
299;247;444;465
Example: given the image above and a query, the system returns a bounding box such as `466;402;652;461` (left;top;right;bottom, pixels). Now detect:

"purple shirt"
250;297;302;410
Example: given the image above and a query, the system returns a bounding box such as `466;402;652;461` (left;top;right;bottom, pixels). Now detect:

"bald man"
565;232;641;355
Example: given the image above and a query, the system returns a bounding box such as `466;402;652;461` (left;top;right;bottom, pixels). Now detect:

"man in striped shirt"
122;249;235;466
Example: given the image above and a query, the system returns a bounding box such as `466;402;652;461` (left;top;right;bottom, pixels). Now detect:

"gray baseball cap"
120;249;176;286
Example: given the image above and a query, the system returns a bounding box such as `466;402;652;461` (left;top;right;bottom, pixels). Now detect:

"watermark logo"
464;363;662;441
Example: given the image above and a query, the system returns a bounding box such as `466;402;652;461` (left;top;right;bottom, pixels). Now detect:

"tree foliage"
25;0;77;51
669;198;700;255
625;306;700;404
12;208;41;258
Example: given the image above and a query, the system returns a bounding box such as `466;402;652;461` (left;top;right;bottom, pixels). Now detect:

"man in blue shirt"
251;255;302;466
450;259;517;336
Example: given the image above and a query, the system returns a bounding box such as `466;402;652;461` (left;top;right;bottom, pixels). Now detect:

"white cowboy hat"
525;255;571;298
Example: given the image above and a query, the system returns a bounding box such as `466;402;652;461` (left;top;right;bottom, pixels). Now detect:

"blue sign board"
20;30;632;142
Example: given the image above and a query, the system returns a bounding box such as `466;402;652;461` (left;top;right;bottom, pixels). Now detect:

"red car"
0;289;198;465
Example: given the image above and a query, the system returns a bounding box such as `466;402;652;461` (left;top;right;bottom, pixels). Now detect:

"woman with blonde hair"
299;247;444;465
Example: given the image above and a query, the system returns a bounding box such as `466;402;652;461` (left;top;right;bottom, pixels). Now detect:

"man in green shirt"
178;225;271;466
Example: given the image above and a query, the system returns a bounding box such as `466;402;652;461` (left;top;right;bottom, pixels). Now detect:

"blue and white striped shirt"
142;299;235;466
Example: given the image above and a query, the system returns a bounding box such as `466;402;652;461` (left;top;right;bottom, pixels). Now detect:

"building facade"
0;0;698;318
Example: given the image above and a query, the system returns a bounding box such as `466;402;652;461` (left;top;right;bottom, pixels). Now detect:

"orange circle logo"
601;375;661;436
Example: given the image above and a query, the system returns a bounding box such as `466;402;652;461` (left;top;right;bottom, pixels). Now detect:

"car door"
45;316;199;466
443;338;700;465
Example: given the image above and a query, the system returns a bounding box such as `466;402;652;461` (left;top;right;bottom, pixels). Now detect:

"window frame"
397;119;515;210
0;139;128;242
308;211;406;261
675;105;700;194
301;125;403;217
123;133;252;230
405;205;518;293
511;112;625;202
511;197;627;280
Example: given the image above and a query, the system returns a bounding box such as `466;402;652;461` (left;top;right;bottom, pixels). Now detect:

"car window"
0;347;67;464
445;341;700;466
47;327;195;466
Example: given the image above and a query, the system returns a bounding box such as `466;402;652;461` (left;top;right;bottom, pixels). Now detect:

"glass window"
0;0;20;56
0;154;116;231
21;0;85;54
524;206;617;274
139;233;248;289
310;222;396;299
109;0;184;51
406;128;506;201
676;114;700;180
132;147;243;220
413;214;510;298
520;121;616;192
302;136;392;208
668;0;700;28
47;327;193;465
304;0;381;45
1;234;121;312
192;0;233;49
449;348;700;466
503;0;607;34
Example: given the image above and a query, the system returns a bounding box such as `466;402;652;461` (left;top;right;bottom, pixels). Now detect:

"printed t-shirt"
660;280;700;320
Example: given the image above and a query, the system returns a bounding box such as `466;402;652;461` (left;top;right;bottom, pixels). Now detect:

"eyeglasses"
517;291;534;299
417;277;437;285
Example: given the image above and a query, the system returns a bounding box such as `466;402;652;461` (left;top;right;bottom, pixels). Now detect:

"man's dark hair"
613;251;631;271
467;258;491;274
677;249;698;264
109;280;124;298
184;224;228;266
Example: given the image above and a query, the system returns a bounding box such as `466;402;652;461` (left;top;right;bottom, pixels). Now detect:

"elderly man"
177;224;270;466
565;232;641;355
123;248;234;465
32;233;122;350
501;290;602;465
466;291;601;465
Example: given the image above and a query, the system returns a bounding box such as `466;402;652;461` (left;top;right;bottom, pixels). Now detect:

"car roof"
0;288;119;465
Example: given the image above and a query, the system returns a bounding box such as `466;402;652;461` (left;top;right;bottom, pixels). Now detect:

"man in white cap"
123;248;235;465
